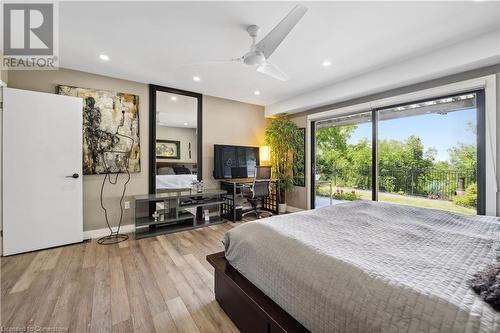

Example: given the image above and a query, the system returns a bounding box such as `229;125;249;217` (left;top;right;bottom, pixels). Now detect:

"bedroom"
1;1;500;332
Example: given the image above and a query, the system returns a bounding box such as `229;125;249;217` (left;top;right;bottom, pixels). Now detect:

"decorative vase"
278;203;287;214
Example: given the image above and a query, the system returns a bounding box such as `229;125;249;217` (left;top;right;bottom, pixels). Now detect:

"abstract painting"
58;85;141;174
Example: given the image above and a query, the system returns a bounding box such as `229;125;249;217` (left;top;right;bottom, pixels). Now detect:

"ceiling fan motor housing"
243;51;265;66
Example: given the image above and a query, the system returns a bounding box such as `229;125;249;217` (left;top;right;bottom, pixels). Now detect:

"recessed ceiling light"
254;90;261;96
183;122;188;126
322;60;331;67
170;96;177;101
193;76;201;82
99;54;109;61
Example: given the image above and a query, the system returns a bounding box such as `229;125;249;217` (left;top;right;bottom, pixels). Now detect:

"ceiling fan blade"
255;4;308;59
256;61;289;81
178;58;242;67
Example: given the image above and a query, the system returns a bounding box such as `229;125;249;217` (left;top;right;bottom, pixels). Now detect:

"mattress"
223;201;500;333
156;174;197;189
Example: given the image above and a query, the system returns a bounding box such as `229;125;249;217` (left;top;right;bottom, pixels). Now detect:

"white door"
3;88;83;255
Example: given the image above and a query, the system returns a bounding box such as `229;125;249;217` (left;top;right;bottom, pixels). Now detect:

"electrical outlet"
124;201;130;209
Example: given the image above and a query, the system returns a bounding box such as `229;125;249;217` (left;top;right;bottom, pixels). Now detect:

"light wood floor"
1;222;245;333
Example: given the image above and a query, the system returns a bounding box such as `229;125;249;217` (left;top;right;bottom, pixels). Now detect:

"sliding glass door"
314;112;372;208
312;91;485;215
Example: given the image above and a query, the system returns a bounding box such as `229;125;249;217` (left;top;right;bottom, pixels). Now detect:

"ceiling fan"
183;4;308;81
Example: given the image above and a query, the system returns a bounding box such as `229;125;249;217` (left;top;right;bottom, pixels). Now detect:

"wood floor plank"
138;240;179;301
1;252;37;296
109;255;131;325
183;254;213;291
1;220;250;333
90;242;112;333
31;245;80;328
49;245;86;329
69;267;95;333
82;239;97;269
10;248;57;293
153;310;179;333
130;240;169;316
119;244;157;332
167;297;201;333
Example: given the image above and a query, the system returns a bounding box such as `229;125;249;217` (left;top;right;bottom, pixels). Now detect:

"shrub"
381;176;396;193
453;183;477;208
332;189;361;201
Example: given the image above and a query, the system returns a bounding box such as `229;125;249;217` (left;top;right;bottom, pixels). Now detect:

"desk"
219;179;278;222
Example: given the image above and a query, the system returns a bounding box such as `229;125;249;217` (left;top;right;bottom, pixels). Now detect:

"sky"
347;108;476;162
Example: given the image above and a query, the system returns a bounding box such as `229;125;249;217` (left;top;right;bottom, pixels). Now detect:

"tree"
265;116;303;204
449;143;476;171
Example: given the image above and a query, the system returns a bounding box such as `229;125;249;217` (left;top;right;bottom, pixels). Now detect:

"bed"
156;174;197;190
208;201;500;333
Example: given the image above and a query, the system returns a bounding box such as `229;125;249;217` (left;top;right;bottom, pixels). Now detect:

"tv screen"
213;145;260;179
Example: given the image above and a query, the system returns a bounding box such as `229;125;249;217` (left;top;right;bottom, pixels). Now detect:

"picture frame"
156;140;180;159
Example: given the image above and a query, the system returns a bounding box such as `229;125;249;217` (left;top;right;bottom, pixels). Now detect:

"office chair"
241;166;272;219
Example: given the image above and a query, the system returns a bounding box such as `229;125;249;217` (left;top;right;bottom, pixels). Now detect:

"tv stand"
133;189;227;239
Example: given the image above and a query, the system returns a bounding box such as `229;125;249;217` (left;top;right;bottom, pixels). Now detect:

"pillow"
173;166;191;175
469;258;500;311
157;167;175;175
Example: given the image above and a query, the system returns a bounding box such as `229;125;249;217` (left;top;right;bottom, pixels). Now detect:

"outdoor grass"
317;185;476;216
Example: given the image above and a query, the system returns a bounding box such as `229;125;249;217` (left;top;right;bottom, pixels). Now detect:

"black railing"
325;167;476;200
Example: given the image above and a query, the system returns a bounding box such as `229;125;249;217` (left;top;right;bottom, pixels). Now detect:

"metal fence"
378;168;476;200
326;168;476;200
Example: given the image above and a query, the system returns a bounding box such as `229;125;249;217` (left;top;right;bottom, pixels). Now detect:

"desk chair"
241;166;272;219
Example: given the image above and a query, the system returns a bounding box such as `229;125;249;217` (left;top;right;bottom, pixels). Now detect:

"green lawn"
316;185;476;216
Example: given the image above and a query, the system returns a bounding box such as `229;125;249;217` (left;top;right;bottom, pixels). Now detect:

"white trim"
286;206;304;213
307;75;497;215
83;224;135;240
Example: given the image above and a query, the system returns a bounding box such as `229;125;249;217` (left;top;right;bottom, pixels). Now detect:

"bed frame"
207;252;309;333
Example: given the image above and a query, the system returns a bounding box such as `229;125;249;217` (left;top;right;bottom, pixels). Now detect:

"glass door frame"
310;89;486;214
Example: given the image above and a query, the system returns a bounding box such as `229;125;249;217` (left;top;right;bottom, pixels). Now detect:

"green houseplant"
265;115;302;213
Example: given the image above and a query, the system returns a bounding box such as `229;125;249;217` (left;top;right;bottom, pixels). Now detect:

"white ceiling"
156;91;198;128
59;1;500;113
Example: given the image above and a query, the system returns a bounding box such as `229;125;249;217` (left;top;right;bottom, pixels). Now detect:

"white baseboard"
286;206;305;213
83;224;135;240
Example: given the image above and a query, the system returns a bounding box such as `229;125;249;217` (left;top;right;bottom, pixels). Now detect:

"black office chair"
241;166;272;219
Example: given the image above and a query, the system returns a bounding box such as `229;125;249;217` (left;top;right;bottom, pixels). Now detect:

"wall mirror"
149;85;202;193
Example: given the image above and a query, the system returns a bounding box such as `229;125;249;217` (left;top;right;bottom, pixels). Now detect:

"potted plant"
265;115;302;213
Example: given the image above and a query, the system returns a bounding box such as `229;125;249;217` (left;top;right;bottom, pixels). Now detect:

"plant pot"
278;203;287;214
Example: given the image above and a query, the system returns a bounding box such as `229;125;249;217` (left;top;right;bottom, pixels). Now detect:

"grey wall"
287;64;500;214
7;68;265;231
156;126;198;164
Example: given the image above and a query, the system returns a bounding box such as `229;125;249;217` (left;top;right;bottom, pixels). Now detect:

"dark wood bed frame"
207;252;309;333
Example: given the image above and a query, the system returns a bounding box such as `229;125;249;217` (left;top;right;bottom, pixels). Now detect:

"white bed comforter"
156;174;197;189
223;201;500;333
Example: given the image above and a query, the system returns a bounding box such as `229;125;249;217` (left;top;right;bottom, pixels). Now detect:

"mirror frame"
149;84;203;194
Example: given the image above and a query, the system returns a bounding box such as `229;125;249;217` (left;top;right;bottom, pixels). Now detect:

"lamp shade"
260;146;271;162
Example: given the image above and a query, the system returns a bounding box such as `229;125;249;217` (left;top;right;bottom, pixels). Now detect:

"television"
213;145;260;179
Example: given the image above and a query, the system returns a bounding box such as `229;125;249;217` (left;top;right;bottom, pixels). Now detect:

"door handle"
66;173;80;179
